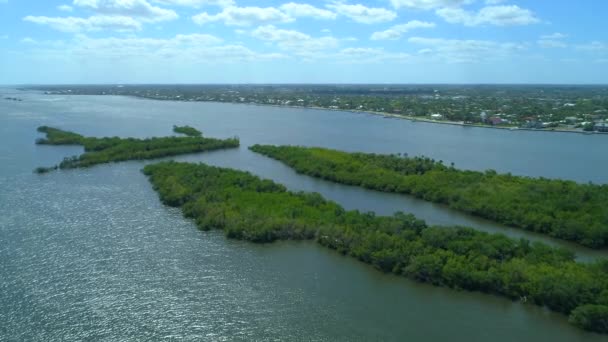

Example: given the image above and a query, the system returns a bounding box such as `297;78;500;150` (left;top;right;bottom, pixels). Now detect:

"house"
430;113;443;120
594;123;608;132
489;117;504;125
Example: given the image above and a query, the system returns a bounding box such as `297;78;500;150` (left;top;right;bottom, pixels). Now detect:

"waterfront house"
489;117;504;125
594;123;608;132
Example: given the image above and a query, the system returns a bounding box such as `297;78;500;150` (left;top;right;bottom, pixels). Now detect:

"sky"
0;0;607;84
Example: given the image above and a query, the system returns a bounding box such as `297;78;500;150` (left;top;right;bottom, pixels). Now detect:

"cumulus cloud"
73;0;178;22
576;41;607;52
326;2;396;24
540;32;567;40
436;5;539;26
389;0;471;10
23;15;143;32
19;33;284;62
192;6;293;26
251;25;339;56
370;20;435;40
408;36;526;63
538;33;567;48
58;4;74;12
335;47;411;63
279;3;336;20
537;40;566;48
152;0;234;8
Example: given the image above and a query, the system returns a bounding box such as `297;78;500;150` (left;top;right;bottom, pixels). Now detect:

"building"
594;123;608;132
489;117;504;125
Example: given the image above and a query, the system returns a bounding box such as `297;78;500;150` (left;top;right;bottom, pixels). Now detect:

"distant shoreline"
34;90;608;136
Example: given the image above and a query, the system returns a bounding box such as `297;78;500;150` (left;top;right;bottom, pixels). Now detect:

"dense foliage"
143;161;608;334
569;305;608;333
173;125;202;137
35;126;239;170
250;145;608;248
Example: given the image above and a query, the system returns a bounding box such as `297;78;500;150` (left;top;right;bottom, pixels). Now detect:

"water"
1;89;606;341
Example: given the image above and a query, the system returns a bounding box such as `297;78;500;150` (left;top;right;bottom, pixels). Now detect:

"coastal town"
33;84;608;133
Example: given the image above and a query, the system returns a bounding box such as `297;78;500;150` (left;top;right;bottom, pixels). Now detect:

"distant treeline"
143;161;608;334
34;126;238;172
249;145;608;248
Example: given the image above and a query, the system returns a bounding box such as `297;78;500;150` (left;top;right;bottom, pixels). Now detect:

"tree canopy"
173;125;202;137
34;126;238;171
250;145;608;248
143;161;608;334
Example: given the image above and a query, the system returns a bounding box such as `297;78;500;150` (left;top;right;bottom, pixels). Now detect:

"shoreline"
128;95;608;135
250;103;606;135
36;91;608;135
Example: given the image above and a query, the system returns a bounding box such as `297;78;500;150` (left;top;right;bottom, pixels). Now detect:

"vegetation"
173;125;202;137
31;84;608;131
34;166;58;174
249;145;608;248
35;126;239;170
569;305;608;333
143;161;608;334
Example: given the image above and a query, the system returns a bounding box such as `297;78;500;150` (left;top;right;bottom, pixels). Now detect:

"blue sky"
1;0;607;84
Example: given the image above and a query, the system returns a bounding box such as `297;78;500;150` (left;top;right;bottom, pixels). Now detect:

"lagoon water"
1;88;607;341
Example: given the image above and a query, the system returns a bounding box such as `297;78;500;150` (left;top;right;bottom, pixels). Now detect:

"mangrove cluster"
249;145;608;248
143;161;608;334
173;125;202;137
35;126;238;171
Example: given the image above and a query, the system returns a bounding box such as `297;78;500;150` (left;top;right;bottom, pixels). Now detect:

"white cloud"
390;0;470;10
251;25;310;42
538;33;567;48
576;41;607;52
18;34;284;63
192;6;293;26
23;15;143;32
251;25;339;56
436;5;539;26
326;2;396;24
279;3;336;20
538;39;566;48
370;20;435;40
21;37;38;44
540;32;567;40
152;0;234;8
335;47;411;63
58;4;74;12
73;0;178;22
408;36;526;63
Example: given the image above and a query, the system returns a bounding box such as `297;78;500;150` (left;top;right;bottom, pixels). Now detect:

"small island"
249;145;608;248
173;125;202;137
143;161;608;334
34;126;238;171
